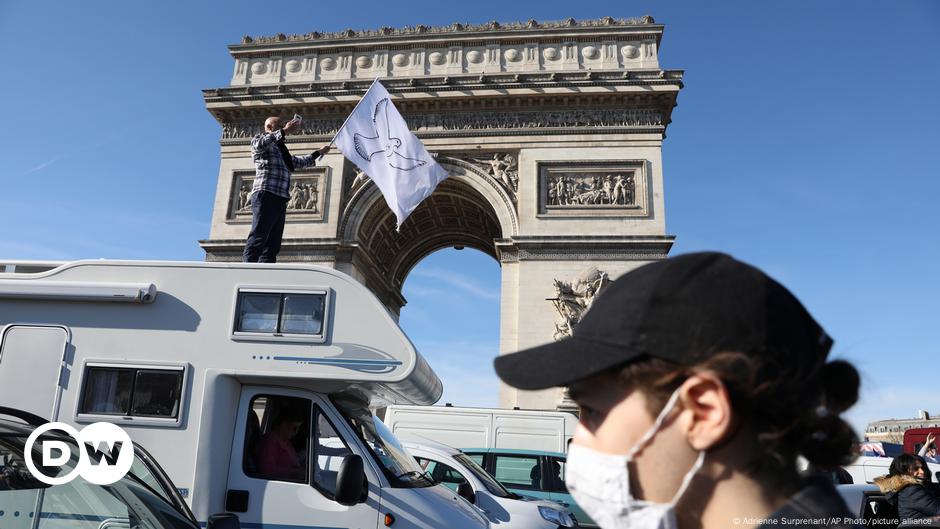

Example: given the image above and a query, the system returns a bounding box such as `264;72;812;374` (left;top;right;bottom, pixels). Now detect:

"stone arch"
339;157;518;244
337;158;517;309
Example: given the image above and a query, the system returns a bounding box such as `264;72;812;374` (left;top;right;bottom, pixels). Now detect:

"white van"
0;260;489;529
384;405;578;453
843;455;940;485
402;439;576;529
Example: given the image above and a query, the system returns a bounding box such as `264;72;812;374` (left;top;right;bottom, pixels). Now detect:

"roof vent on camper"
445;403;453;407
513;406;520;410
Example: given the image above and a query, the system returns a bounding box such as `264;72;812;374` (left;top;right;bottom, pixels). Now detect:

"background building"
865;410;940;443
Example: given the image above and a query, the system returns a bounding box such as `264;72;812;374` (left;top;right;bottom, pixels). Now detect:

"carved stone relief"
547;267;610;340
451;152;519;202
547;173;634;206
538;160;650;217
221;108;663;140
229;170;327;221
350;169;370;191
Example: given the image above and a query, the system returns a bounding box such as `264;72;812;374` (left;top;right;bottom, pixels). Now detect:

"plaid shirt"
250;129;319;199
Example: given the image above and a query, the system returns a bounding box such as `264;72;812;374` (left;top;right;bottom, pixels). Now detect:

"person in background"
495;252;860;529
920;433;939;464
243;116;331;263
876;453;940;523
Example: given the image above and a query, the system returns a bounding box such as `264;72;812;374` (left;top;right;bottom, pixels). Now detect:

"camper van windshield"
333;398;434;489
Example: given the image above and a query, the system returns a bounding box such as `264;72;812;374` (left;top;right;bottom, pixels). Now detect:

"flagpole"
329;77;381;147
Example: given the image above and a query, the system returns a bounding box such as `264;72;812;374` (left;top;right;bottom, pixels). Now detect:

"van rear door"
0;325;69;420
493;413;565;452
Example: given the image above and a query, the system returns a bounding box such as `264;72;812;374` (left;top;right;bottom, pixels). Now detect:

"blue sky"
1;1;937;433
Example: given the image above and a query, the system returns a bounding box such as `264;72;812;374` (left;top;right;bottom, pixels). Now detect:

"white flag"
334;79;449;229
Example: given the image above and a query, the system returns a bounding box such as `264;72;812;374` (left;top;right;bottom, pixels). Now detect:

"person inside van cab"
875;453;940;523
495;252;860;529
257;408;307;481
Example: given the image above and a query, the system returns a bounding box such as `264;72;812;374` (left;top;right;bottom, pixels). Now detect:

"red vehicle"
904;427;940;455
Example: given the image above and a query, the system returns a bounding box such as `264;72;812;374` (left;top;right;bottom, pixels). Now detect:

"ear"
677;372;734;451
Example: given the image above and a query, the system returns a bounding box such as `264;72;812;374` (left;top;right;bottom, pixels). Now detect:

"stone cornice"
234;16;661;51
495;235;675;262
204;69;683;105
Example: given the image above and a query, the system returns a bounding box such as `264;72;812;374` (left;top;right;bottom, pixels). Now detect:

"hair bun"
818;360;859;413
799;414;859;469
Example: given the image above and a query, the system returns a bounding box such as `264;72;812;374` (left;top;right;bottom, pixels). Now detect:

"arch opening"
345;172;508;297
399;247;502;407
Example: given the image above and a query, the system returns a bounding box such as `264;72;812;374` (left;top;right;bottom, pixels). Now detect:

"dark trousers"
243;191;288;263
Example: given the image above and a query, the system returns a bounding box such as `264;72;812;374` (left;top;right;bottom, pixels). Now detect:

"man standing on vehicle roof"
243;116;331;263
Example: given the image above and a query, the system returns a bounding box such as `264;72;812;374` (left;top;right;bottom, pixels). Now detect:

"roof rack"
0;260;66;274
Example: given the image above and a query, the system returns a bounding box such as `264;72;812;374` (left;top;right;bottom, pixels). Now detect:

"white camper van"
0;260;489;529
383;405;578;453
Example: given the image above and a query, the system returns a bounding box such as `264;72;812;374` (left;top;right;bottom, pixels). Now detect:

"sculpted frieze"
229;170;326;221
538;160;650;218
221;108;663;140
547;173;635;207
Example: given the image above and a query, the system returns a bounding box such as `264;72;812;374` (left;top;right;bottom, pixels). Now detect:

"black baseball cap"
494;252;833;390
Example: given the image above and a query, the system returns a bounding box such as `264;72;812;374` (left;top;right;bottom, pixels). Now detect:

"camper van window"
132;370;184;417
235;291;326;336
79;366;184;419
237;293;280;332
333;397;434;489
281;294;324;334
81;367;134;414
244;395;311;484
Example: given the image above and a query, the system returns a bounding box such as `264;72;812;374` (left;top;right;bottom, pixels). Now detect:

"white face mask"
566;390;706;529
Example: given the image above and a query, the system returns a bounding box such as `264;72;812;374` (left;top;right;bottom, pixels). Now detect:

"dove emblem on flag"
353;98;429;171
333;79;449;230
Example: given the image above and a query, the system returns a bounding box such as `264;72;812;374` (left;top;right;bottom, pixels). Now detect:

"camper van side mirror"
335;454;367;506
206;513;240;529
457;481;476;504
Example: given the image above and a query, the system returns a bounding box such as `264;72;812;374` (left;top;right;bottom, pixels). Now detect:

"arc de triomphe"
200;16;683;411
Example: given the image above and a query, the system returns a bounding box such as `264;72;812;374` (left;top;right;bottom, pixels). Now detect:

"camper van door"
0;325;69;420
226;386;379;528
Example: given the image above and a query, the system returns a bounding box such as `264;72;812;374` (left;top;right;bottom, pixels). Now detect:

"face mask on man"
566;389;705;529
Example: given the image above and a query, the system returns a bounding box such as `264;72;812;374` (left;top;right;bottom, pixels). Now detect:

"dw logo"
24;422;135;485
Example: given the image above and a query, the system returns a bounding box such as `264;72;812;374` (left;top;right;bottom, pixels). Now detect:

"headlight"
538;506;575;527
